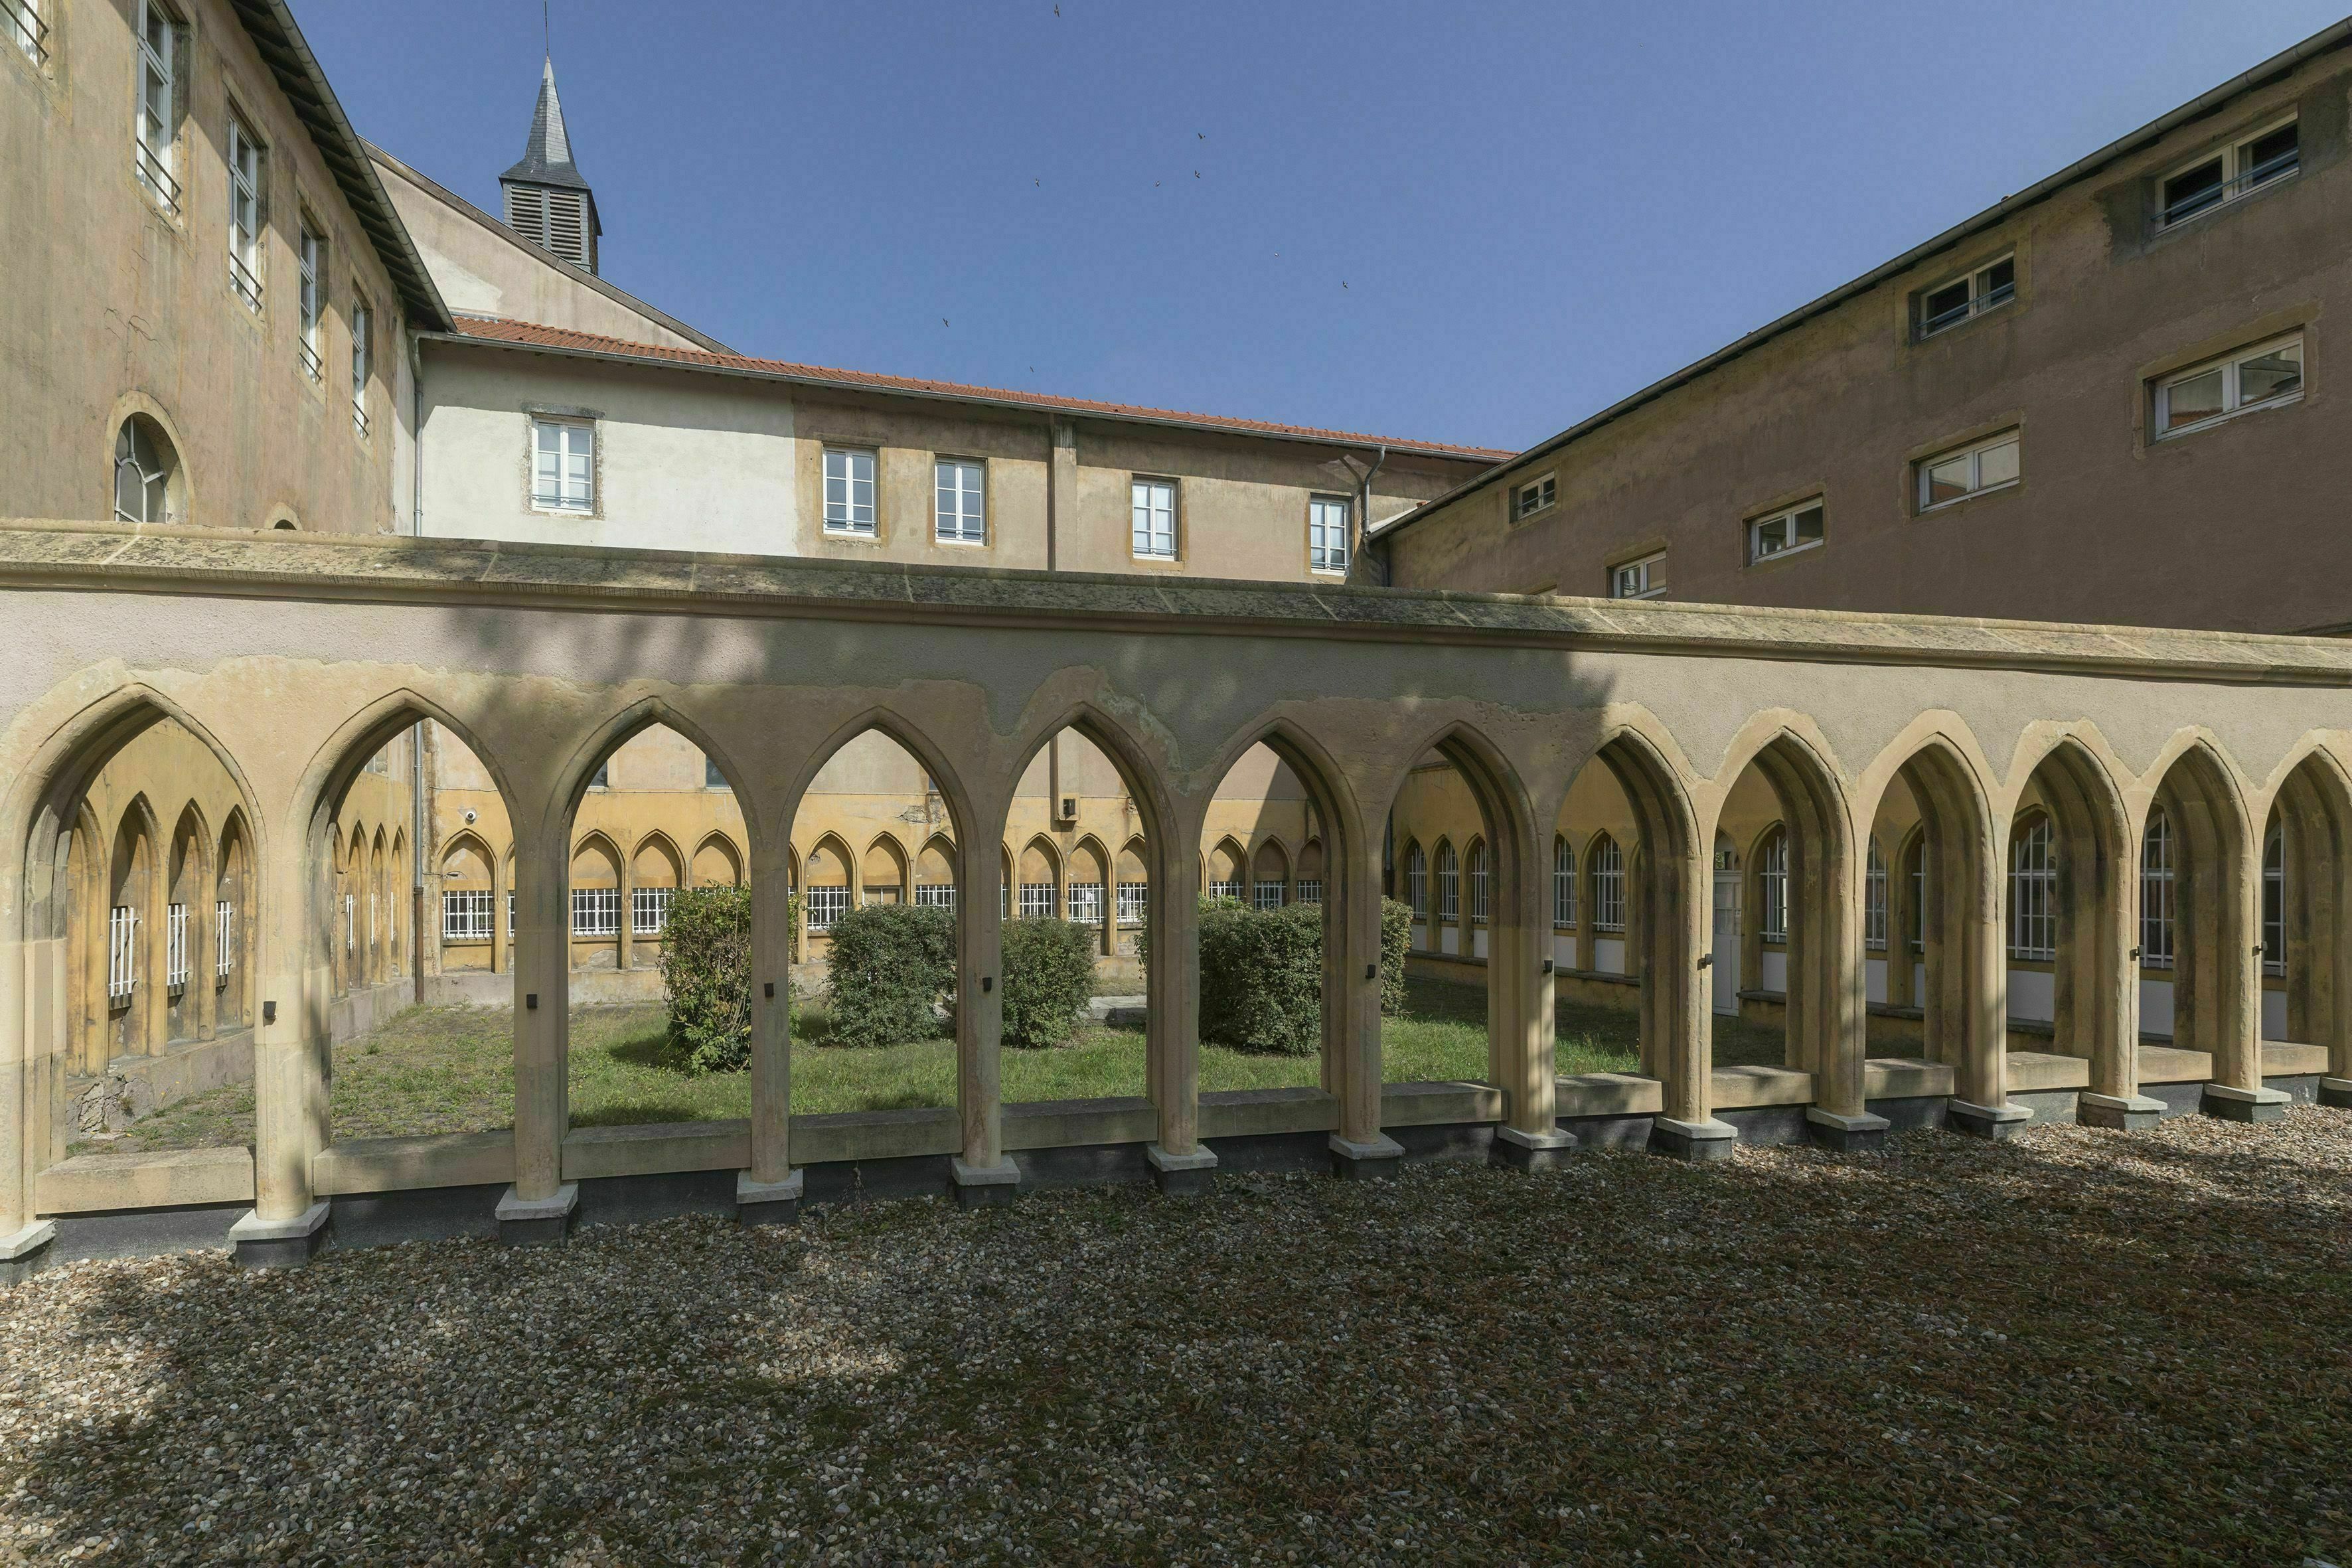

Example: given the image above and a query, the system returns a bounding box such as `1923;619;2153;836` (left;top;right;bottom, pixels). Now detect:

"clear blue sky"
299;1;2347;454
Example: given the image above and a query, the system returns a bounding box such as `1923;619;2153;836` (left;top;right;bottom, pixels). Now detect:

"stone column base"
496;1183;579;1246
1;1220;58;1288
2317;1077;2352;1109
1805;1107;1891;1154
1329;1132;1405;1180
1650;1116;1737;1162
229;1201;331;1269
2201;1083;2290;1124
949;1156;1021;1209
736;1170;804;1227
1144;1142;1218;1198
1948;1100;2033;1141
2079;1091;2166;1131
1492;1125;1579;1172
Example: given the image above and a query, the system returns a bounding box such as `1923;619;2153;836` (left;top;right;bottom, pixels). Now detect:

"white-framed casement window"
1251;879;1285;911
1405;844;1427;919
1294;878;1323;904
1864;838;1888;952
1748;499;1824;564
441;889;493;941
165;902;189;989
1115;881;1148;924
226;116;264;312
1208;876;1244;903
2159;116;2298;229
2152;335;2302;440
1467;842;1488;925
1917;254;2015;339
1917;430;2018;512
1131;478;1177;559
2009;815;2057;961
632;886;673;937
804;886;850;932
1759;830;1789;945
349;295;371;435
1513;473;1557;520
531;418;595;512
571;887;620;937
297;224;323;380
215;897;234;978
824;447;877;534
1308;496;1350;575
1553;838;1576;927
2140;809;2175;972
914;882;957;911
1067;881;1106;923
1435;844;1460;922
108;905;139;1000
1018;882;1056;920
7;0;48;64
935;458;984;544
2264;826;2286;977
1591;837;1625;933
1610;551;1666;600
134;0;181;212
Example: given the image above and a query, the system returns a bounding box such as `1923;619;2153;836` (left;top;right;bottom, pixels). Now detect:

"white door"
1712;869;1742;1014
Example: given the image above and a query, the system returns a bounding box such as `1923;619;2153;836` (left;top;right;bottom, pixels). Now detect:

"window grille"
7;0;49;64
298;226;323;379
345;892;354;952
1553;838;1577;927
1067;882;1105;923
1251;879;1286;911
215;898;234;977
913;883;957;911
350;299;371;435
2140;811;2176;971
805;886;850;931
1910;841;1926;953
1406;845;1427;919
1759;832;1789;944
571;886;620;937
166;902;189;988
936;459;985;544
227;118;263;312
1018;882;1056;920
824;449;877;534
633;886;673;936
1436;844;1460;922
1864;839;1888;952
1207;879;1244;904
2264;826;2286;977
443;888;494;941
1116;882;1148;925
1293;880;1323;905
108;905;138;999
2009;817;2057;961
135;1;181;212
1468;843;1488;923
532;419;594;511
1131;479;1176;558
1591;838;1625;933
1308;497;1349;574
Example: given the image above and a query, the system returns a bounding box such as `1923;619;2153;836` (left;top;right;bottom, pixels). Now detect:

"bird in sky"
942;318;949;326
1342;281;1349;289
1194;170;1200;178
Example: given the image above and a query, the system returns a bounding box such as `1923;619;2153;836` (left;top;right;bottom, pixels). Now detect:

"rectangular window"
1018;882;1056;920
1294;879;1323;905
1553;839;1576;927
7;0;48;63
2160;117;2298;228
1748;500;1824;564
1067;882;1106;923
532;418;595;512
1759;836;1788;945
1610;551;1666;600
1864;842;1888;953
631;886;673;936
1206;878;1243;904
1591;842;1625;933
1131;479;1176;559
215;898;234;976
2153;335;2302;439
1251;879;1286;911
1917;430;2018;512
2264;829;2286;978
1406;850;1427;919
349;296;372;435
1514;474;1557;520
571;887;621;937
824;448;877;534
108;905;138;998
2009;818;2057;962
297;224;324;380
1437;850;1460;922
135;0;181;212
1468;847;1488;924
804;886;850;931
913;882;957;911
441;889;494;941
227;117;264;312
935;459;985;544
1917;254;2015;339
166;902;189;988
1116;882;1149;924
345;893;354;953
1308;497;1350;575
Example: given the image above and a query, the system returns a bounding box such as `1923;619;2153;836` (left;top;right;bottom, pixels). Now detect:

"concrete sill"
1864;1056;1956;1099
793;1105;958;1164
1559;967;1638;987
565;1119;748;1180
1383;1080;1506;1126
1005;1096;1157;1150
1200;1086;1338;1140
1712;1063;1816;1109
2262;1041;2329;1075
38;1144;255;1214
1555;1071;1662;1118
317;1129;514;1194
2006;1051;2091;1091
2138;1045;2215;1084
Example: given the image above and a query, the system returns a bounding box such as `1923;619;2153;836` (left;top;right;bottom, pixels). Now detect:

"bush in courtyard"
1379;896;1411;1017
1200;899;1324;1054
659;885;754;1073
824;902;957;1049
1001;918;1095;1049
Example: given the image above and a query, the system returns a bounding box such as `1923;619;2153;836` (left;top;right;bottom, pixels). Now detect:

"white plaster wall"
2008;968;2055;1023
2263;988;2289;1041
1760;951;1788;994
1552;933;1577;971
1593;937;1626;975
2140;976;2175;1038
1865;957;1887;1005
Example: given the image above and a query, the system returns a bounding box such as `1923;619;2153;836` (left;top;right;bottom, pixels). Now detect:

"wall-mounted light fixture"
262;1000;276;1025
526;992;539;1010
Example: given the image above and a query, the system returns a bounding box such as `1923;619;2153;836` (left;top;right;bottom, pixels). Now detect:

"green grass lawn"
77;978;1791;1150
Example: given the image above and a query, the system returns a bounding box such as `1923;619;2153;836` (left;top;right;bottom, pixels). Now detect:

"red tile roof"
439;315;1515;462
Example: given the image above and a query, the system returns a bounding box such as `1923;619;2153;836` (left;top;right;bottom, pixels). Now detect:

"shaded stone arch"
2009;732;2134;1105
1206;835;1247;898
2147;739;2260;1091
631;830;685;889
546;694;769;861
916;832;957;900
2265;743;2352;1078
216;806;256;1031
1586;726;1709;1137
692;831;744;888
860;832;910;903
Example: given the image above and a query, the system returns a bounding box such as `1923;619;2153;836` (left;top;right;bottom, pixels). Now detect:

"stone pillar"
739;839;801;1223
141;846;169;1056
489;851;507;976
1146;799;1215;1194
503;824;576;1235
1651;826;1727;1160
1493;813;1573;1171
2204;809;2288;1123
192;841;218;1044
242;830;328;1257
1803;813;1884;1151
1946;821;2028;1138
615;848;634;973
950;825;1015;1206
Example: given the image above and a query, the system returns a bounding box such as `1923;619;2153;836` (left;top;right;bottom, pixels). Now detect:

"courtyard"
5;1107;2349;1565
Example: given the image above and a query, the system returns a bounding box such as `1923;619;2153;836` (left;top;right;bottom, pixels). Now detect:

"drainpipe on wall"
410;333;428;1002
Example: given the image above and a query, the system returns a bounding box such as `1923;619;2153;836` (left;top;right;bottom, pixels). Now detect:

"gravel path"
4;1107;2351;1565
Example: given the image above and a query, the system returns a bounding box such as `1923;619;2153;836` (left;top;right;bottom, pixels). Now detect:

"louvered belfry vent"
498;56;601;275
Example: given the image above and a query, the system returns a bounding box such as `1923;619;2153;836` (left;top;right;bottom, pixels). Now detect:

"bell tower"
499;56;601;274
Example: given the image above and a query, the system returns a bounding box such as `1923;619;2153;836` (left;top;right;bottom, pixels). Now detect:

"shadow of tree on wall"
4;1111;2350;1563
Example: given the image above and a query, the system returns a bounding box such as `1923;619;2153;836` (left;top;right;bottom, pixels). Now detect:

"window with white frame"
1610;551;1665;600
2140;809;2175;971
1749;500;1824;564
1553;838;1576;927
571;887;620;937
108;905;138;999
7;0;47;63
215;898;234;977
1251;879;1285;911
1513;473;1557;520
2160;117;2298;229
1131;478;1176;559
1067;881;1105;923
2009;816;2057;961
2264;825;2286;977
1759;831;1789;945
1406;844;1427;919
297;224;323;380
135;0;181;212
166;902;189;988
349;296;371;435
805;886;850;931
226;117;264;311
824;448;877;534
935;458;984;544
1116;881;1148;924
1308;497;1349;574
1208;877;1244;903
632;886;673;937
1917;254;2015;339
1018;882;1056;920
532;418;595;512
508;891;515;934
913;881;957;910
1467;842;1488;924
1591;837;1625;933
2152;335;2302;440
1436;844;1460;922
442;889;493;941
1917;430;2018;512
1294;879;1322;904
1909;838;1926;953
344;892;354;953
1865;839;1888;952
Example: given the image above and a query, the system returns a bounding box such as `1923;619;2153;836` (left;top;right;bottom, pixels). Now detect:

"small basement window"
2160;117;2298;228
2153;334;2302;439
1749;499;1824;563
1610;550;1665;600
1918;254;2013;339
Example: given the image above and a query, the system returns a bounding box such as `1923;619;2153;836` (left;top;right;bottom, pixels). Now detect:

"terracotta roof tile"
441;315;1514;462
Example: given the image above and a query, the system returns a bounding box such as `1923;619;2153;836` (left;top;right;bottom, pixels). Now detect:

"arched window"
1552;836;1576;927
1405;842;1427;919
1758;828;1789;944
2009;815;2057;961
1466;840;1488;924
2140;809;2175;971
1590;836;1624;933
113;416;179;524
1863;837;1888;952
2264;824;2286;977
1435;842;1460;922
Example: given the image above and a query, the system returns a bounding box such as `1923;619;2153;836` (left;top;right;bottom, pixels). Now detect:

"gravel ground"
4;1107;2351;1566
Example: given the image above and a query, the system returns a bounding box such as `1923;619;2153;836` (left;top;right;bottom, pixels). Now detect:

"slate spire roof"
501;56;591;192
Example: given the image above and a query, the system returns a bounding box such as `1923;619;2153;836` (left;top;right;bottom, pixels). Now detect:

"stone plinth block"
949;1156;1021;1209
496;1183;579;1246
1805;1107;1891;1155
2201;1083;2290;1125
1144;1142;1217;1198
736;1170;805;1227
1948;1099;2033;1141
1329;1132;1405;1180
229;1201;330;1269
2317;1077;2352;1109
1;1221;58;1289
2078;1091;2167;1132
1492;1125;1579;1172
1650;1116;1737;1162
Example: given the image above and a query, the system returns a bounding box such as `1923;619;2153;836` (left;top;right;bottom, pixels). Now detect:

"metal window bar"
1067;882;1105;923
1468;848;1488;923
2264;830;2286;977
2009;820;2057;961
1863;842;1888;952
1553;841;1576;927
913;883;957;910
632;886;673;936
570;886;620;937
108;905;138;999
1293;879;1323;905
1018;883;1056;920
2162;144;2299;227
1251;880;1285;911
1759;835;1789;944
7;0;48;63
134;139;182;214
297;337;323;382
1592;841;1625;933
441;889;493;941
215;898;234;977
2140;814;2176;971
166;902;189;988
805;886;850;931
1116;882;1148;925
228;249;262;313
1436;849;1459;921
1406;850;1427;919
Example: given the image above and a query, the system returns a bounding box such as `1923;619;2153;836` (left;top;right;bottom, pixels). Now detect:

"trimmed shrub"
1001;918;1095;1049
1379;896;1411;1017
1200;899;1324;1055
659;885;754;1073
824;902;957;1050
